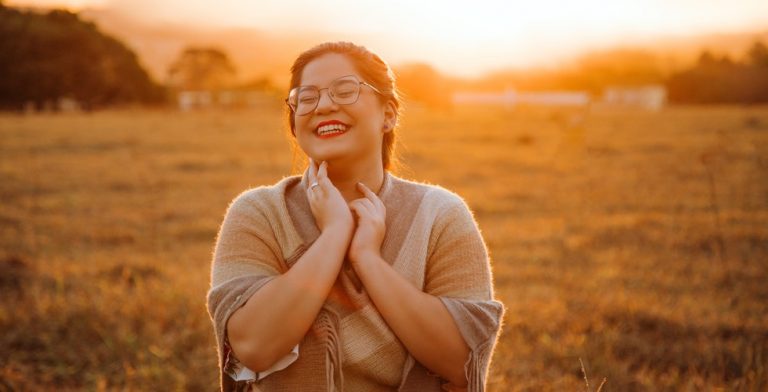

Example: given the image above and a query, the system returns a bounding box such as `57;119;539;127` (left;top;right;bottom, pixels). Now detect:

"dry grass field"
1;103;767;391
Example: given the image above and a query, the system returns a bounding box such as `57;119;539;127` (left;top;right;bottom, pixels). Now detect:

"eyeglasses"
286;75;383;116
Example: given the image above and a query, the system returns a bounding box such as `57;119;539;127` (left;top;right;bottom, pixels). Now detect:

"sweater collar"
297;168;394;202
287;169;395;247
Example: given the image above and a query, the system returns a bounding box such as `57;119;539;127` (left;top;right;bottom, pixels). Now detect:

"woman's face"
293;53;393;168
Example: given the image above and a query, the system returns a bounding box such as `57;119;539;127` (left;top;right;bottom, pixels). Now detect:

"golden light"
10;0;109;9
7;0;768;76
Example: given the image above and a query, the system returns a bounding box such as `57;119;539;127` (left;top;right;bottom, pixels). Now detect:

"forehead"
299;53;360;87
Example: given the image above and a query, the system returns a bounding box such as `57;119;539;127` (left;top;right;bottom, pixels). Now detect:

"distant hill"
78;8;365;87
73;7;768;89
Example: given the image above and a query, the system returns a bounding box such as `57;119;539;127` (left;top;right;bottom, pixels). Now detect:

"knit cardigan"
207;172;505;392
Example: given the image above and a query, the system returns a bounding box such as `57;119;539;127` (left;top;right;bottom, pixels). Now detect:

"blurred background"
1;0;767;390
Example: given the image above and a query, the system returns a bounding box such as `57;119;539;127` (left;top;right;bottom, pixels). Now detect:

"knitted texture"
207;172;505;391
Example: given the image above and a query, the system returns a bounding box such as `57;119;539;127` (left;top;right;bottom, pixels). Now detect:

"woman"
207;42;504;392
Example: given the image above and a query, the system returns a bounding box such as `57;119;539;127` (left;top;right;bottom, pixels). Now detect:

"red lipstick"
315;120;349;139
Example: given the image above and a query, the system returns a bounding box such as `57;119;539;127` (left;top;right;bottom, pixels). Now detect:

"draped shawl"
207;173;505;391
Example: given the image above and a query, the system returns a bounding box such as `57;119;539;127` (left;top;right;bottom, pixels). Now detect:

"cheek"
295;131;311;149
294;117;314;136
294;136;314;158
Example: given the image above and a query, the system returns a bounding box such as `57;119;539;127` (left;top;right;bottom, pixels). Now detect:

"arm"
226;224;351;372
347;184;471;387
354;254;470;386
226;160;354;372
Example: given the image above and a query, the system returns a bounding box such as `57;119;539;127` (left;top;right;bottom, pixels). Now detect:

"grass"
1;104;767;391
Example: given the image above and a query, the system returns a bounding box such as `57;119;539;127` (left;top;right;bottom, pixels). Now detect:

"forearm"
227;225;351;372
354;255;470;387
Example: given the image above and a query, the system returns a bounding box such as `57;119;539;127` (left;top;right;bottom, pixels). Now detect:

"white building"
602;85;667;110
177;91;213;111
453;89;591;108
176;90;277;111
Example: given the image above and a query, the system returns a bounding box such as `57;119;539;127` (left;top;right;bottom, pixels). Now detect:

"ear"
382;100;397;134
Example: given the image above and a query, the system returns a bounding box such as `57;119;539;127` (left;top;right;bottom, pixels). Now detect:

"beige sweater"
207;172;505;391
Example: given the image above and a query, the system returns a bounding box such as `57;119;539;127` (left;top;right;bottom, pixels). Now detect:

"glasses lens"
288;87;319;115
288;76;363;116
287;88;299;110
331;79;360;104
297;87;320;115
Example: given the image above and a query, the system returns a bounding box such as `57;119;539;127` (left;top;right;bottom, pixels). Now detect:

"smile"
316;121;349;138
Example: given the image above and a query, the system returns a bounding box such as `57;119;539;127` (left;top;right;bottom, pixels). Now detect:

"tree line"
2;2;767;111
667;43;768;104
395;41;768;108
0;4;165;111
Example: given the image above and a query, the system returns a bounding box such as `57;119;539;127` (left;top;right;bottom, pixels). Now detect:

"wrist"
350;250;385;285
350;249;383;267
321;220;354;240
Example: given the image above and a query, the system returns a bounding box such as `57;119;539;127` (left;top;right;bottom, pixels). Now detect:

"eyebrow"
296;75;357;89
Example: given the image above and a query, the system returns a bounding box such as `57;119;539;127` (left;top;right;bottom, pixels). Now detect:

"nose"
314;89;338;114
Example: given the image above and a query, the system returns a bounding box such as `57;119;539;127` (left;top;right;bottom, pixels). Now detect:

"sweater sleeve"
423;194;505;392
206;190;295;391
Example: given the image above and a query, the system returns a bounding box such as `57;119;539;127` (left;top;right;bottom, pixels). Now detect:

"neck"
325;158;385;202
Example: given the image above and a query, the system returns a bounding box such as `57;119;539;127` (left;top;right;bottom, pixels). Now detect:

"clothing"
206;172;505;392
227;343;299;382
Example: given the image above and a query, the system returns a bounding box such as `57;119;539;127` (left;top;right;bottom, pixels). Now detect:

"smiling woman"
205;42;505;392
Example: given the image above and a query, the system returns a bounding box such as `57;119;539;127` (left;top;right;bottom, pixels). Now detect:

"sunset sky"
9;0;768;76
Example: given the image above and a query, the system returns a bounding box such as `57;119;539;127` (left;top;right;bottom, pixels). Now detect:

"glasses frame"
285;75;383;116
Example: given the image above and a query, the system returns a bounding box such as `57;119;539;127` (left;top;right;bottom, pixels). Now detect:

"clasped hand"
306;159;386;267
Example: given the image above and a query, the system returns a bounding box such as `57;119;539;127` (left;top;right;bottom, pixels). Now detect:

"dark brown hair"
287;42;402;170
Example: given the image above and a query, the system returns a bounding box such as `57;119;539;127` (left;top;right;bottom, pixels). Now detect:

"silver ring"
309;181;319;191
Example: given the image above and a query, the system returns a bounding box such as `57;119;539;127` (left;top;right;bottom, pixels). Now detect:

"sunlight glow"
8;0;768;76
11;0;108;8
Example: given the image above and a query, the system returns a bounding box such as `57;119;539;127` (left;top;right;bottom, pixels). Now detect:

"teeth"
317;123;348;136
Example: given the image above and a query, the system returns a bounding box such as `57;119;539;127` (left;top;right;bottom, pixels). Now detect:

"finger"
317;161;336;193
306;182;318;199
348;201;361;222
308;158;317;186
311;180;327;198
357;182;385;211
306;188;318;204
362;198;377;214
349;200;372;221
351;198;376;217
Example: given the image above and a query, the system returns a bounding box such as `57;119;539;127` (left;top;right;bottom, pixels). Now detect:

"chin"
306;150;344;164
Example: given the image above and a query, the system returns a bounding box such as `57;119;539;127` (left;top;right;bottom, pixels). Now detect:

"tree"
666;43;768;104
394;63;452;109
167;47;237;91
563;49;667;92
0;5;165;110
747;41;768;67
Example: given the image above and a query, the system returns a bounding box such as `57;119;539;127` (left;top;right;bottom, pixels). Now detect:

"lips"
315;120;349;138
